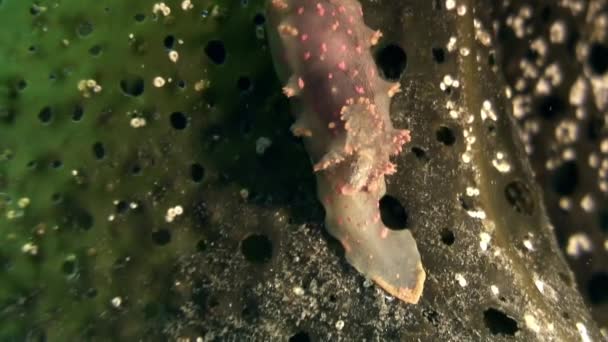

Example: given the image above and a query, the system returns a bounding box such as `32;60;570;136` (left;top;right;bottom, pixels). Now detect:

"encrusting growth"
266;0;425;303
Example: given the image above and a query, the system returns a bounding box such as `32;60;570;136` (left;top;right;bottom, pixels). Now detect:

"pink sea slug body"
266;0;425;303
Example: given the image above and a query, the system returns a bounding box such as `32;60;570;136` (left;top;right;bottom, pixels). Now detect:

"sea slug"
266;0;425;303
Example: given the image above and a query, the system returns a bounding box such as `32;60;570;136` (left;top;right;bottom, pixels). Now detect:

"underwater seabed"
0;0;606;340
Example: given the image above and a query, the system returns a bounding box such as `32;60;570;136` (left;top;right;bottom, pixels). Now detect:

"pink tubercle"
316;3;325;16
301;33;309;41
355;85;365;94
298;77;305;89
297;6;304;15
338;61;347;70
304;51;311;60
321;43;328;53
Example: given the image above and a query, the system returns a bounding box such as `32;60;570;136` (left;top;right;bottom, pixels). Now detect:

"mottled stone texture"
0;0;604;341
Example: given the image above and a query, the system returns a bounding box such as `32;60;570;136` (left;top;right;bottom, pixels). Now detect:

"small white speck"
21;242;38;255
447;37;457;52
576;322;591;342
256;137;272;155
525;314;541;333
467;209;486;220
479;232;491;251
455;273;468;287
534;279;545;293
466;187;480;197
523;239;534;251
490;285;499;295
181;0;193;10
153;77;166;87
293;286;305;296
335;320;345;330
111;296;122;308
567;233;592;257
169;50;179;62
445;0;456;10
153;2;171;16
457;4;467;16
580;194;595;212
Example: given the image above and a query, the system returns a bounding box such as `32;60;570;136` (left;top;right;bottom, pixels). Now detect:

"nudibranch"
266;0;425;303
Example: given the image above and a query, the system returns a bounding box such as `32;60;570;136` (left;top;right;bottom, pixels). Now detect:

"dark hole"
241;234;273;263
51;160;62;169
379;195;408;230
77;21;94;37
599;210;608;233
375;43;407;81
170;111;188;130
120;75;144;97
86;288;97;298
30;4;41;15
504;181;534;215
329;294;337;302
423;308;441;327
163;35;175;50
237;76;252;92
411;146;429;161
196;239;207;252
38;106;53;124
436;126;456;145
432;47;445;63
17;79;27;91
61;258;77;276
26;160;37;169
588;42;608;75
488;53;496;66
525;48;539;62
131;164;142;175
483;308;519;336
72;104;84;121
440;228;455;245
89;45;102;56
51;193;63;204
177;80;186;89
289;331;311;342
205;40;226;64
540;6;552;21
28;45;37;53
134;13;146;22
76;210;94;230
152;229;171;246
92;142;105;160
536;94;565;119
459;195;475;211
253;13;265;25
552;161;578;195
191;163;205;182
115;201;128;214
588;272;608;304
587;115;605;141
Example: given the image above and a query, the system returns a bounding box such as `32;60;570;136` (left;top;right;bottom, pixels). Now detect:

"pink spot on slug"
303;51;311;60
355;85;365;94
297;6;304;14
338;61;347;70
298;77;305;89
316;3;325;16
321;43;328;53
380;227;389;239
301;34;309;41
328;72;333;79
